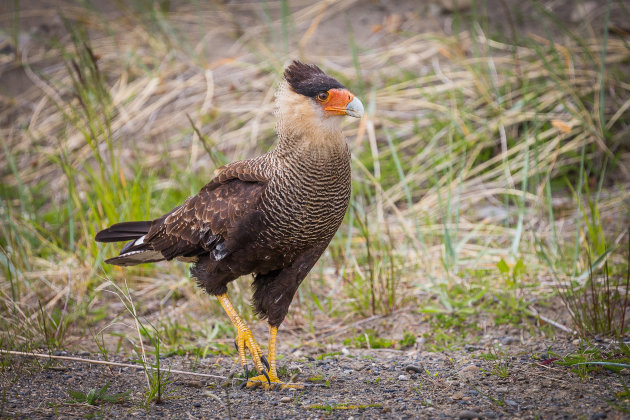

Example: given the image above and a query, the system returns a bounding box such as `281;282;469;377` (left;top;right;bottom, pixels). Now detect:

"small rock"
458;410;481;419
590;413;607;420
351;362;364;371
398;374;409;381
180;380;204;388
404;365;423;374
451;391;465;400
495;387;508;393
53;350;67;356
461;365;480;372
505;399;518;407
341;347;350;356
193;402;201;408
500;336;519;345
279;396;291;403
78;351;90;356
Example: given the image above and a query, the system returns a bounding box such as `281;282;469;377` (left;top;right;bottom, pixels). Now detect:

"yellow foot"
235;325;265;374
245;373;304;390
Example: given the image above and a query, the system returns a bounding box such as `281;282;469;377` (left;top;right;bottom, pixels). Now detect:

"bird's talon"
244;373;303;390
261;355;270;370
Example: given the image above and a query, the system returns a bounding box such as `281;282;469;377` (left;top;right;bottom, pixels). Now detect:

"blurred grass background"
0;0;629;356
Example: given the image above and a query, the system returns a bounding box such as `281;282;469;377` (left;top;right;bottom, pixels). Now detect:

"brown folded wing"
141;161;268;260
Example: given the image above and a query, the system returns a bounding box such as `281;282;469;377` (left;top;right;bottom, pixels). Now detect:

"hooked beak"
344;96;364;118
323;89;364;118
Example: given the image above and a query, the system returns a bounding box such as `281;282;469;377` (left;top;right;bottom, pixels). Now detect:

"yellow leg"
247;325;304;390
216;294;266;377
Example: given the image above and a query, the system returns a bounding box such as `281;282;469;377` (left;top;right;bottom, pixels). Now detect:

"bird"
95;61;364;389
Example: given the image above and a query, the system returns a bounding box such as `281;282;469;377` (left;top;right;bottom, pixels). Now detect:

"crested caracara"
95;61;364;389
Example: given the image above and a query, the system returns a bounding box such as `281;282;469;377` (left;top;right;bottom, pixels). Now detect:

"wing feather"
141;160;268;260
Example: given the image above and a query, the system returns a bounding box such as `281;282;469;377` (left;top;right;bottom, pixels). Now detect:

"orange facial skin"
317;88;355;116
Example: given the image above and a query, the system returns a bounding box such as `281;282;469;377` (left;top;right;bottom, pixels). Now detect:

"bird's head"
275;61;364;138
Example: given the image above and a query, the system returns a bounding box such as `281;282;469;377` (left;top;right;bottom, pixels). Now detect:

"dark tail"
95;221;152;243
96;221;165;267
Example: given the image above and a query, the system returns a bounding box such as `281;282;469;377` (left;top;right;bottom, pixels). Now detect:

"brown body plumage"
95;61;363;388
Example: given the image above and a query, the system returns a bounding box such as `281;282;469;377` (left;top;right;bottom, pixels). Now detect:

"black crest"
283;61;344;97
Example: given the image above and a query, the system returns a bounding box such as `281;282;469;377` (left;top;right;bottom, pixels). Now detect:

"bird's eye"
316;91;329;102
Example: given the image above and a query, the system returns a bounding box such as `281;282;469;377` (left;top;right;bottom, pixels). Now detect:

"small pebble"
398;374;409;381
180;380;204;388
404;365;423;374
505;399;518;407
495;387;508;393
279;396;291;403
451;391;465;400
458;410;481;419
500;336;519;345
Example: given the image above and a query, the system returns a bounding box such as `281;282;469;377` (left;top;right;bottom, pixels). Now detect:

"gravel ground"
1;337;624;419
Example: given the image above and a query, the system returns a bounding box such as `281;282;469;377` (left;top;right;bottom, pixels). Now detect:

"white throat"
274;81;345;147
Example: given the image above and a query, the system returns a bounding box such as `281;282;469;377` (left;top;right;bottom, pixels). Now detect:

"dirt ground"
1;312;625;420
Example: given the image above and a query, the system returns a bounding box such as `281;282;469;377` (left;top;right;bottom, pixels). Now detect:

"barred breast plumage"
257;140;351;252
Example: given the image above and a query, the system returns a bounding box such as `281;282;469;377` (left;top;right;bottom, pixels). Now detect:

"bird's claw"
261;355;270;371
245;372;303;390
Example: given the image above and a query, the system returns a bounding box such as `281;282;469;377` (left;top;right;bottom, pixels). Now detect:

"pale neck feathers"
272;81;347;158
